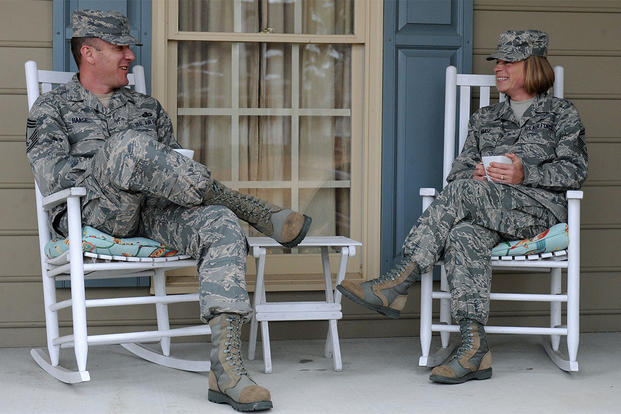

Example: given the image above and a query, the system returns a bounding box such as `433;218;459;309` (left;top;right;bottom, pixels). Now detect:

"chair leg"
321;246;334;359
248;314;259;361
322;246;348;366
439;266;451;348
261;320;272;374
153;269;171;356
567;262;580;370
249;248;266;361
550;268;562;351
419;271;433;366
324;324;333;358
544;264;580;372
66;196;88;374
40;270;61;366
328;319;342;371
70;276;88;373
563;193;580;371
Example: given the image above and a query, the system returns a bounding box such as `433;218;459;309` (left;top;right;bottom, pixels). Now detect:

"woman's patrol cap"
72;9;142;46
486;30;548;62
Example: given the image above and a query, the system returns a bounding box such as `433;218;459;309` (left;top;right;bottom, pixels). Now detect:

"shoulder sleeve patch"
26;118;40;153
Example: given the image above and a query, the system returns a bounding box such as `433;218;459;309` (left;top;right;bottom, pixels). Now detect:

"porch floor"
2;333;620;413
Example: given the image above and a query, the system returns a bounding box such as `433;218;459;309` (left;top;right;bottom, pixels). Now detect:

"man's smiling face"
86;38;135;93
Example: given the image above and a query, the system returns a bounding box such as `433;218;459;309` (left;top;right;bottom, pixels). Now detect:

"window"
153;0;382;291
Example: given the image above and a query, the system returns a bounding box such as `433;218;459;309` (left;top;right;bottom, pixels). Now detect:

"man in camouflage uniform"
338;30;588;383
26;9;312;411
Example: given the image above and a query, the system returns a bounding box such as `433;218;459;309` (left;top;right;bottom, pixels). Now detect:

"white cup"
173;148;194;160
482;155;511;182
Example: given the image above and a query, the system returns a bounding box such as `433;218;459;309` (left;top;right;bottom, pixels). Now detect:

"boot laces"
211;182;275;225
372;255;413;286
450;321;479;361
223;315;248;376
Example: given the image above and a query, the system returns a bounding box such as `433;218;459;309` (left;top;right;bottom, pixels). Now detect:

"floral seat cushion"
45;226;180;259
491;223;569;257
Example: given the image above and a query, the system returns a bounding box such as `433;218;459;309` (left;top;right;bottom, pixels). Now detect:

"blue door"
381;0;473;273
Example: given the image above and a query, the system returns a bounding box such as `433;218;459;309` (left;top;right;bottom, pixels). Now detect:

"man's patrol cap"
486;30;548;62
72;9;142;46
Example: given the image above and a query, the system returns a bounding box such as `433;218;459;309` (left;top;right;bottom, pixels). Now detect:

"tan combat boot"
208;314;272;412
205;181;311;248
430;319;492;384
336;256;417;319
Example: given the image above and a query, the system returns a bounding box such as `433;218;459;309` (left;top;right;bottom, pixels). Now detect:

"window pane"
300;44;351;108
178;42;231;108
302;0;354;35
178;0;234;32
299;116;350;181
239;116;291;181
300;188;350;237
178;0;354;34
177;116;232;181
240;43;292;108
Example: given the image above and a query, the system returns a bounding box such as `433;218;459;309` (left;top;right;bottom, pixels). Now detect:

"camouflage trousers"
64;130;253;322
401;179;557;324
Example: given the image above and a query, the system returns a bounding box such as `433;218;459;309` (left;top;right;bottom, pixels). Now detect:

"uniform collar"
499;93;552;123
529;93;553;113
66;74;135;113
498;98;516;123
518;93;552;120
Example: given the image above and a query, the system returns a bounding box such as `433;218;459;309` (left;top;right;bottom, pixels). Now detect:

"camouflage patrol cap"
72;9;141;46
486;30;548;62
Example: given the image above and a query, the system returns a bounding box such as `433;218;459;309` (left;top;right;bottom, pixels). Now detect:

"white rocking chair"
25;60;211;383
418;65;583;372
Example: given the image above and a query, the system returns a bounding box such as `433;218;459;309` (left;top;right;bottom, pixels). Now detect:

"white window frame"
151;0;383;292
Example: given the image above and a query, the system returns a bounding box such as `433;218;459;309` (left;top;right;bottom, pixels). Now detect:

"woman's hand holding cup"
482;153;524;184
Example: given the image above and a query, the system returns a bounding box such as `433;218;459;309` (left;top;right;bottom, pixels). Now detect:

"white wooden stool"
246;236;361;373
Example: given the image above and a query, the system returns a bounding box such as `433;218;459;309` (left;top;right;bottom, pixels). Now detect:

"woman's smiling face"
494;59;533;101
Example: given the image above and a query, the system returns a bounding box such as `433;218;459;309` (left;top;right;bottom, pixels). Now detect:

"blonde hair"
524;55;555;95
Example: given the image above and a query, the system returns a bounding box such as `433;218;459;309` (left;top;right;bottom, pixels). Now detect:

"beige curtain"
177;0;351;237
178;2;233;180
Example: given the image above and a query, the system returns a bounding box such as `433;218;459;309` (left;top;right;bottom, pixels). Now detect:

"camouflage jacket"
26;75;181;230
446;94;588;222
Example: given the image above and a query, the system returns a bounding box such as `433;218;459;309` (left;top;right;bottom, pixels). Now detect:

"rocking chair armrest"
42;187;87;210
419;187;439;198
566;190;583;230
566;189;583;232
565;190;583;261
420;187;439;212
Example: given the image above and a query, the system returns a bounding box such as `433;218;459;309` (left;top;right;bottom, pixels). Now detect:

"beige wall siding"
0;0;51;346
2;0;620;347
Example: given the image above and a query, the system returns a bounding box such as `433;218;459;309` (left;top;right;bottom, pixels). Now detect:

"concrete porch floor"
2;332;620;414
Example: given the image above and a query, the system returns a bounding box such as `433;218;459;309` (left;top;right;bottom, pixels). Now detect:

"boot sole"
429;367;492;384
336;285;401;319
279;215;312;248
208;389;273;412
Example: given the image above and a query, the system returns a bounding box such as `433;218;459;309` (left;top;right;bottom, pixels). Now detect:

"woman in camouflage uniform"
338;30;588;384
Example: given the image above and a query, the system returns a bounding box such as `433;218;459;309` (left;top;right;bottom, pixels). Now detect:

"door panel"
381;0;472;272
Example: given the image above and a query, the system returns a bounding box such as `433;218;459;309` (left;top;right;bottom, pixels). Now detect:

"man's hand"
473;163;487;181
486;153;524;184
